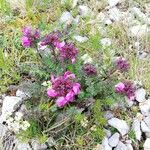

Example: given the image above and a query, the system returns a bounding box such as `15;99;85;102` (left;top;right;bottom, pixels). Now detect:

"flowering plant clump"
115;57;129;72
47;71;80;107
58;42;78;63
21;27;40;47
19;24;135;147
115;81;135;100
41;31;61;47
83;63;97;76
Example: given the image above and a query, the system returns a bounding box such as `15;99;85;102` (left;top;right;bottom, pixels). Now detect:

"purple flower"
41;31;60;46
22;27;31;36
21;26;40;48
21;36;31;47
116;57;129;72
47;71;81;107
47;89;57;97
115;82;125;93
83;63;97;76
56;97;67;107
115;81;135;100
59;42;78;63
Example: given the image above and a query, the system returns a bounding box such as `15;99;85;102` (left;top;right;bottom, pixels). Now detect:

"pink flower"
73;83;81;94
59;42;78;64
115;81;135;100
21;26;40;48
115;82;125;93
55;41;65;49
21;36;31;47
56;97;68;107
64;71;75;79
47;89;57;97
66;91;75;102
47;71;81;107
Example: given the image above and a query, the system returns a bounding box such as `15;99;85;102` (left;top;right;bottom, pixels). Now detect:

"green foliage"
0;0;11;15
17;120;42;142
91;100;106;142
128;129;136;142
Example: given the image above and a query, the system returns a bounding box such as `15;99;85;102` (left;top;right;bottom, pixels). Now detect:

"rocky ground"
1;0;150;150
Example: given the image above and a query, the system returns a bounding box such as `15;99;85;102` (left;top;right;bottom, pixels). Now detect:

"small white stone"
16;89;31;100
137;51;149;60
17;142;31;150
108;118;129;136
114;141;128;150
132;119;142;141
135;88;146;102
139;100;150;116
144;116;150;128
2;96;22;115
141;121;150;132
102;137;112;150
145;132;150;138
104;129;112;138
130;25;149;37
108;132;120;147
79;5;90;17
60;11;73;24
108;0;120;7
144;138;150;150
126;144;133;150
73;35;88;43
100;38;112;47
109;7;122;22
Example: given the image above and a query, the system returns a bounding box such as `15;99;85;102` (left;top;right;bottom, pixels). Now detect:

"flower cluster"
115;57;129;72
21;27;40;47
47;71;81;107
3;112;30;133
115;81;135;100
83;63;97;76
41;31;61;47
59;42;78;63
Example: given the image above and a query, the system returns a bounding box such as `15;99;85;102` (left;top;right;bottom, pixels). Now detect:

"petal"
55;41;65;49
56;97;67;107
64;71;75;79
66;91;75;102
47;89;57;97
71;58;76;64
73;83;81;95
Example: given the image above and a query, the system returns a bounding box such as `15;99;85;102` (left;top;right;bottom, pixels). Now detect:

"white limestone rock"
100;38;112;47
60;11;73;24
126;144;133;150
141;121;150;132
102;137;112;150
73;35;88;43
109;7;122;22
114;141;128;150
144;138;150;150
108;0;120;7
16;89;31;100
108;118;129;136
144;116;150;128
108;132;120;147
79;5;90;17
135;88;146;102
2;96;22;115
132;119;142;141
130;25;149;37
139;100;150;116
